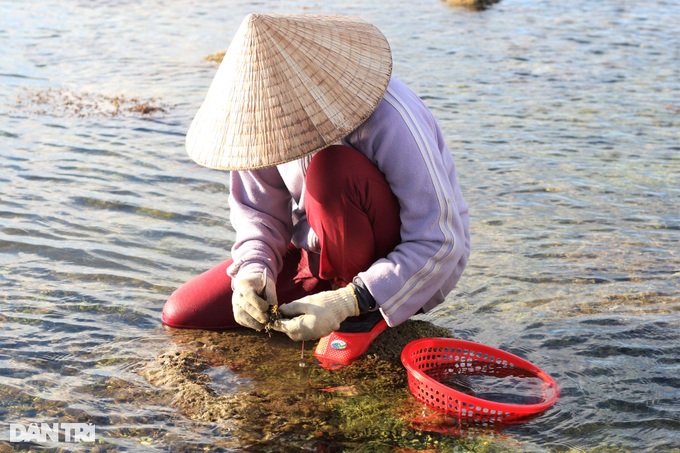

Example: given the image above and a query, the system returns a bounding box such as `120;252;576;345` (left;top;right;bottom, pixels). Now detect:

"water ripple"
1;0;678;450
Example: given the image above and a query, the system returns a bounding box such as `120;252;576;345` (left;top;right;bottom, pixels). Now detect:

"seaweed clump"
16;87;171;118
204;51;226;63
264;304;281;335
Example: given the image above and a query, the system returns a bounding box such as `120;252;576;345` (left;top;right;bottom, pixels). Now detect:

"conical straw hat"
186;13;392;170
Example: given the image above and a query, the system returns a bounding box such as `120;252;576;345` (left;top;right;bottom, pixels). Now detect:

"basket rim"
400;337;560;414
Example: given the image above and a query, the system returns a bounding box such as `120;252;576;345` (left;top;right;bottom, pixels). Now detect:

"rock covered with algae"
139;320;524;451
443;0;501;10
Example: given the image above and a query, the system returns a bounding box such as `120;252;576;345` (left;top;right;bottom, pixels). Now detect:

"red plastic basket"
401;338;559;423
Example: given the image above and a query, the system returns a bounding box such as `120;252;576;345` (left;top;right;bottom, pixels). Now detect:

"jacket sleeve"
344;80;471;326
227;166;293;281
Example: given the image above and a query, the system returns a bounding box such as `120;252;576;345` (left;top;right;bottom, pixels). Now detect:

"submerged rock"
138;320;521;451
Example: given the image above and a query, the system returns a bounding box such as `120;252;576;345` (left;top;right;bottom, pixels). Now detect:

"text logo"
9;423;95;443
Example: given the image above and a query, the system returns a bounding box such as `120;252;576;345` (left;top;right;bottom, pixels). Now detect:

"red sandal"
314;312;387;370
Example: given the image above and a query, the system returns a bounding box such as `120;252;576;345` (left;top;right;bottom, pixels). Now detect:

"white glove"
232;272;278;331
273;285;359;341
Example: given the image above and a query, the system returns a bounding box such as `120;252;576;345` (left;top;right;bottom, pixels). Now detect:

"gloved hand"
232;271;278;331
273;285;359;341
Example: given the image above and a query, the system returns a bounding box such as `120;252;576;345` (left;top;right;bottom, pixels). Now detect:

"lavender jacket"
227;78;470;327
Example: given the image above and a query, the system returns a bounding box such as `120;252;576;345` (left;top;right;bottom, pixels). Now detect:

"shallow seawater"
0;0;678;451
443;371;549;405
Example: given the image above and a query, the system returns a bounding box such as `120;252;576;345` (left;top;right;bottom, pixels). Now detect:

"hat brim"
186;13;392;171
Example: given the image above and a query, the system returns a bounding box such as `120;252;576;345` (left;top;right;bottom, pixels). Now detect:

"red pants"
161;145;400;329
